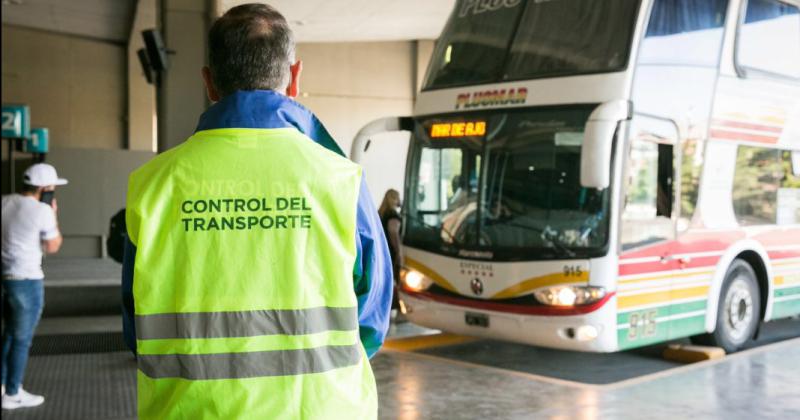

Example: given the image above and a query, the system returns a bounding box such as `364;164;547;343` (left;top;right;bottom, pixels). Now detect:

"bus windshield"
405;106;611;261
424;0;641;90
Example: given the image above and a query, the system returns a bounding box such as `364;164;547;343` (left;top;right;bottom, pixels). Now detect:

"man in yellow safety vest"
122;4;393;419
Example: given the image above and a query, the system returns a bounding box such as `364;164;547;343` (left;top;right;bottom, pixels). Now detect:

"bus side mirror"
580;100;631;189
350;116;414;164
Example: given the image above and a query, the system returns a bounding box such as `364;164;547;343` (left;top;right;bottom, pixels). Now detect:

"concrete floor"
4;328;798;419
374;337;800;419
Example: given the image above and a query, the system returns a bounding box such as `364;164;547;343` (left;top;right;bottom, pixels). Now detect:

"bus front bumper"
398;290;619;352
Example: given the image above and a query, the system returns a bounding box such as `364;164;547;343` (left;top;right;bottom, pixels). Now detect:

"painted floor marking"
383;333;478;351
381;334;800;392
381;347;603;390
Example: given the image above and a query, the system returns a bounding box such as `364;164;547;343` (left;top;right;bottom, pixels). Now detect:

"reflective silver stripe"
138;343;362;380
136;307;357;340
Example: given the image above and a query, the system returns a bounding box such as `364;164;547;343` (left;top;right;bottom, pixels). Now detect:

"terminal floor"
390;318;799;385
3;320;798;420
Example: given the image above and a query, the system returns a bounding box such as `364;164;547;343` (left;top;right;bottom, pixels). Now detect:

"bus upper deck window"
423;0;641;90
505;0;640;80
738;0;800;78
424;0;523;89
639;0;729;67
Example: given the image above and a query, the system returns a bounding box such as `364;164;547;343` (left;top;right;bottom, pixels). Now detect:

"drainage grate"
30;332;130;356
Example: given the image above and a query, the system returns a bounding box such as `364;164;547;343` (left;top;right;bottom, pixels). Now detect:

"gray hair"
208;3;296;97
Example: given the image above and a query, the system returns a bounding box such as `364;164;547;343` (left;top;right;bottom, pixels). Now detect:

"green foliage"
781;150;800;188
630;161;654;203
680;138;702;221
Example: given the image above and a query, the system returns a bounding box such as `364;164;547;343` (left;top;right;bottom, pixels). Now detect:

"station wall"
1;25;127;150
43;148;155;257
1;25;150;259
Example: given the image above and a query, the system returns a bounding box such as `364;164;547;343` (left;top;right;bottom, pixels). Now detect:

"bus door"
619;113;682;346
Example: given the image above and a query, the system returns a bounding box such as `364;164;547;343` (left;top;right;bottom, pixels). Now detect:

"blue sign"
26;128;49;153
1;104;31;138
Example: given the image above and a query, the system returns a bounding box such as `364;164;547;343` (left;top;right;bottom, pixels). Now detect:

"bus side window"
733;147;800;226
782;150;800;225
621;116;679;250
416;148;464;214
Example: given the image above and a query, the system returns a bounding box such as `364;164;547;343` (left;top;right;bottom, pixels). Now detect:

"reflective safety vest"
126;127;377;419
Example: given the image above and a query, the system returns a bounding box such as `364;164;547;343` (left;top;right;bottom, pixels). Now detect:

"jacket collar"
195;90;344;156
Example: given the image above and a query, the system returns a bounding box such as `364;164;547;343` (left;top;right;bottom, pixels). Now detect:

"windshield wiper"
502;222;577;258
541;226;577;258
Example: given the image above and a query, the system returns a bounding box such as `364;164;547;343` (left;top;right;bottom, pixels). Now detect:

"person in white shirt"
1;163;66;410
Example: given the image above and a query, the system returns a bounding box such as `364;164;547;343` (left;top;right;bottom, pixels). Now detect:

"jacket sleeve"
121;236;137;355
353;175;394;358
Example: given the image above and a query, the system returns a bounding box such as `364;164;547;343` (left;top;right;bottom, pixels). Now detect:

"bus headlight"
400;268;434;292
533;286;606;307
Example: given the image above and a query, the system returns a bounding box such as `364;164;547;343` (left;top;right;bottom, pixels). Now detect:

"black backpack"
107;208;126;263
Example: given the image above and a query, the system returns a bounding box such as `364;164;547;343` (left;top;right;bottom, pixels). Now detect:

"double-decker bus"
353;0;800;352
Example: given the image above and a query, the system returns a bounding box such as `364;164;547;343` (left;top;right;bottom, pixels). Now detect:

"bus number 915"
628;310;658;340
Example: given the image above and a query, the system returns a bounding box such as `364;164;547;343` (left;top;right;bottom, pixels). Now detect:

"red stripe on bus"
619;256;721;277
710;129;779;144
401;285;615;316
768;251;800;260
712;119;783;134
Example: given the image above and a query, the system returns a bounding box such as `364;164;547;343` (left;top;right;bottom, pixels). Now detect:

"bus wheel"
692;260;761;353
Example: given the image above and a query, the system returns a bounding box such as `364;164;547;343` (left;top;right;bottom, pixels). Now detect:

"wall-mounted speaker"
137;48;155;84
142;29;169;72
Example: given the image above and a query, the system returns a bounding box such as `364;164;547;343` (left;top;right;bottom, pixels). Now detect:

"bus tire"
691;259;761;353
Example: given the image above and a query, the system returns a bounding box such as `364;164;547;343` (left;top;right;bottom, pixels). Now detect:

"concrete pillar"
159;0;214;152
127;0;158;152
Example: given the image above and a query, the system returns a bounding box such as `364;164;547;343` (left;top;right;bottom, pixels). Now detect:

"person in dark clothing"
106;209;126;264
379;189;403;316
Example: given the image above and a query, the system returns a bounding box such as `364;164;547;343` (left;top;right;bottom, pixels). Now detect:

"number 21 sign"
1;104;30;139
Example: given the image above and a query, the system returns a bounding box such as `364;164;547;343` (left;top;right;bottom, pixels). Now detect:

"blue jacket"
122;90;394;358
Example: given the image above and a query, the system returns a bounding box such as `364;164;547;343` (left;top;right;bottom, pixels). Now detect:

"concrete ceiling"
220;0;456;42
0;0;455;44
1;0;136;43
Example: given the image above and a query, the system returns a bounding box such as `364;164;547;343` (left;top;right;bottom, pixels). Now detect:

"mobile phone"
40;190;55;206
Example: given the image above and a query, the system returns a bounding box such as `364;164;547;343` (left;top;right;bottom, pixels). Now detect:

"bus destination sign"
430;121;487;138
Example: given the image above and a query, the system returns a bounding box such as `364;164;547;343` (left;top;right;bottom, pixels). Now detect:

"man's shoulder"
129;140;191;184
285;129;361;170
1;194;16;213
27;198;53;218
1;195;49;218
2;194;37;208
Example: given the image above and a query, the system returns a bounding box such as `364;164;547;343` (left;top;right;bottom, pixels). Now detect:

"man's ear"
286;60;302;98
202;66;221;102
